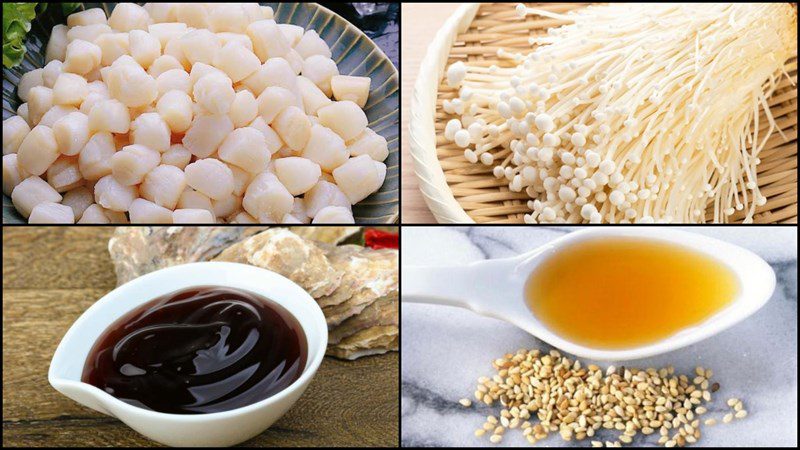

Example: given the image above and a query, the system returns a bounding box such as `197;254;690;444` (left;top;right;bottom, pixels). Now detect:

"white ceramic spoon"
402;228;776;360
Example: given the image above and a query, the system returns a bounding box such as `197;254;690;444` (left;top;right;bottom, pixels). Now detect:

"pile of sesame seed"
459;349;748;447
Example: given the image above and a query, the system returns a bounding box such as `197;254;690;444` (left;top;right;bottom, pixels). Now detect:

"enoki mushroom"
444;3;797;223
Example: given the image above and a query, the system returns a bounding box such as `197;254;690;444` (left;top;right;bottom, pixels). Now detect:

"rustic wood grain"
2;227;398;447
400;3;460;223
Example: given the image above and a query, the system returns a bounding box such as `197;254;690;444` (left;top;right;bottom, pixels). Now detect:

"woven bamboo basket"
409;3;798;224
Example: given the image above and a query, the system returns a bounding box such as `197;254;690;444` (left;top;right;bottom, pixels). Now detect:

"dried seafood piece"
321;249;397;326
288;226;361;244
328;296;398;344
214;228;342;298
327;332;398;360
109;226;269;285
316;244;369;308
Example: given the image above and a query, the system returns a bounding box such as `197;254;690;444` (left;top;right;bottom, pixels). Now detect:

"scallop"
185;159;235;200
148;22;186;49
77;204;111;223
177;188;215;216
156;69;191;98
230;211;258;224
242;172;293;222
332;155;382;204
140;164;187;210
27;86;54;126
17;125;59;176
95;32;131;67
173;208;215;223
218;127;269;173
277;24;304;47
318;101;368;141
208;4;249;33
272;106;311;151
256;86;297;124
213;41;260;83
193;72;235;114
346;128;389;162
144;3;178;24
131;112;170;152
247;117;283;154
106;63;158;108
243;58;296;97
3;154;29;196
175;3;210;29
331;75;371;108
67;8;107;28
61;186;94;220
273;157;321;195
246;19;290;61
294;30;332;59
78;132;116;180
312;206;355;224
111;144;161;185
229;90;258;128
18;69;44;103
38;105;78;128
288;197;311;224
52;112;90;156
284;49;303;75
42;60;63;88
29;202;75;224
108;3;149;32
94;174;138;211
148;54;184;77
304;180;350;218
129;29;161;69
301;124;348;171
180;29;221;66
182;114;233;157
129;198;173;223
296;76;332;115
156;90;193;133
11;176;62;218
47;155;83;192
63;39;102;75
3;116;30;155
301;55;339;97
230;164;255;196
88;99;131;133
45;24;69;63
161;144;192;169
211;194;242;219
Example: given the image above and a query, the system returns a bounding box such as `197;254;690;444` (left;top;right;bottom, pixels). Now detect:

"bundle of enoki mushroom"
443;3;797;223
108;227;397;360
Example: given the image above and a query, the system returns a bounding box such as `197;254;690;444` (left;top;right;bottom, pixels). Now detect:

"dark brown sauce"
82;286;307;414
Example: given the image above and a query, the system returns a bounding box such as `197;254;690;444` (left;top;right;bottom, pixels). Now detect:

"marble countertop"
401;226;797;447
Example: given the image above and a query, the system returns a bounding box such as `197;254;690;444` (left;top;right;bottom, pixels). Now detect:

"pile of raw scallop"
2;3;389;224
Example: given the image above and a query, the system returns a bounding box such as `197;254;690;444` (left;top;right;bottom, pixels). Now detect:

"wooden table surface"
401;3;461;224
2;227;398;447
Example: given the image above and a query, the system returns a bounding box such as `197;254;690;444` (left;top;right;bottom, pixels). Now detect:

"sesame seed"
723;413;734;423
735;410;748;419
475;429;486;437
459;398;472;407
489;434;502;443
463;348;746;447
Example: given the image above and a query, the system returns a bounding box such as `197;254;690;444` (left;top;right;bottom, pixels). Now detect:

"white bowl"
49;262;327;447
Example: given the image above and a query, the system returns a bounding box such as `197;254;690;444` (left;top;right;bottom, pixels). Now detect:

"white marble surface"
401;226;797;447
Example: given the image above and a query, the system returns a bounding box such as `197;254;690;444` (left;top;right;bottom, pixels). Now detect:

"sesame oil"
525;238;739;349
